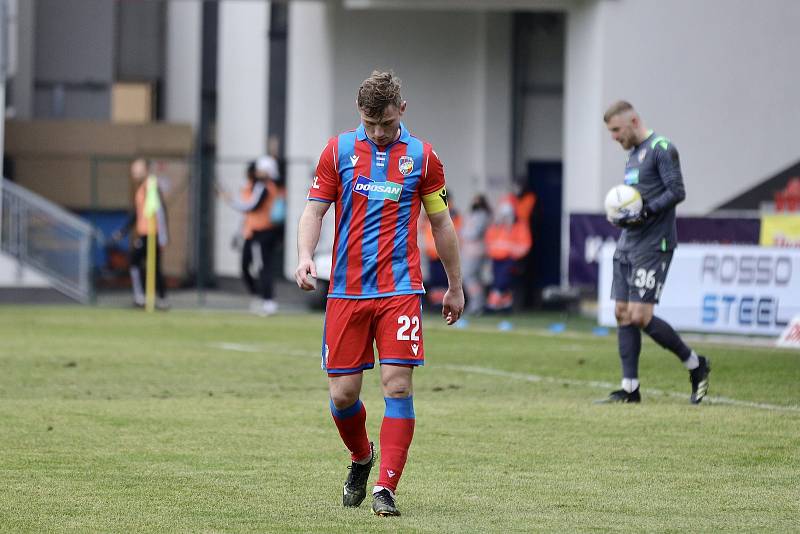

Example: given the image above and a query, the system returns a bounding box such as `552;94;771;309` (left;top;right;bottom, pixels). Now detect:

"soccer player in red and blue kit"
295;71;464;516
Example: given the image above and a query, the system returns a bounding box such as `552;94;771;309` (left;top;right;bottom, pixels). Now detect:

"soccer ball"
604;184;642;223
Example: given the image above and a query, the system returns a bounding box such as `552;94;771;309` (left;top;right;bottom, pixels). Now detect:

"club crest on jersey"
398;155;414;176
625;168;640;185
353;175;403;202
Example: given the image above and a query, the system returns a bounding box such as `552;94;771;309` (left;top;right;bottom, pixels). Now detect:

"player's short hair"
357;70;402;118
603;100;635;123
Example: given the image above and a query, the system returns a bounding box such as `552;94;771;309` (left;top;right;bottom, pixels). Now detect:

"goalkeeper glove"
615;203;651;228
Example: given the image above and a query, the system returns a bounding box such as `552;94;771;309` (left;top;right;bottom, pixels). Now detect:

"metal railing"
0;177;94;303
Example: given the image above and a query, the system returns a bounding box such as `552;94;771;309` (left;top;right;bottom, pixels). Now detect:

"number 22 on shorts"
396;315;420;341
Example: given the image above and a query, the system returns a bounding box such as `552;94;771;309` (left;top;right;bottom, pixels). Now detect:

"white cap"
255;155;279;179
497;202;515;223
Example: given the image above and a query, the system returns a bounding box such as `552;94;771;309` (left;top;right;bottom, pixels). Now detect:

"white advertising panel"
598;244;800;336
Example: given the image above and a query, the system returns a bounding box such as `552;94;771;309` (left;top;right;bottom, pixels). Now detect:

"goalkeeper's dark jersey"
617;131;686;253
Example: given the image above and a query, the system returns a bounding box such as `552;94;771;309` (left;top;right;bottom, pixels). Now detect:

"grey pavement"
96;278;322;314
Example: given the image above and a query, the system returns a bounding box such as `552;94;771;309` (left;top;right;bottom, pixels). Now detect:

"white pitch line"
209;342;262;353
438;364;800;413
427;322;791;350
209;342;315;358
207;344;799;413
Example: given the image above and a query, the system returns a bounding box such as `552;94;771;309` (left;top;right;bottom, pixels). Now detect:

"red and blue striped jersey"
308;123;447;299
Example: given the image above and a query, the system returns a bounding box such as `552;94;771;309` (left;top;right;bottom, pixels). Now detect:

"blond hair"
603;100;635;123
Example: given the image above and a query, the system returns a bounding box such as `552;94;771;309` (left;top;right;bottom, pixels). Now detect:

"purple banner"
569;213;761;288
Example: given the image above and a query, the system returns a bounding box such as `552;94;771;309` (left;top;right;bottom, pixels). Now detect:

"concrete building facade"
6;0;800;285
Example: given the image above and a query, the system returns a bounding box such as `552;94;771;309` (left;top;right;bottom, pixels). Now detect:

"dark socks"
644;316;691;361
617;324;641;380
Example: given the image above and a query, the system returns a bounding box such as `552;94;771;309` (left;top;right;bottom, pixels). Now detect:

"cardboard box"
112;82;153;124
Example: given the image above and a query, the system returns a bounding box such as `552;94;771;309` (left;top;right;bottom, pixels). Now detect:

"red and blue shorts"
321;294;425;376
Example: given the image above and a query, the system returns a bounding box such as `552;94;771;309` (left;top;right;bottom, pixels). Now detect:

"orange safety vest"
241;180;276;239
485;222;532;260
134;182;150;237
484;215;533;260
516;192;536;225
484;192;536;260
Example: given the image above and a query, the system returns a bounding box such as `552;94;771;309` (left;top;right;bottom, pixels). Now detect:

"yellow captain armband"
422;187;449;215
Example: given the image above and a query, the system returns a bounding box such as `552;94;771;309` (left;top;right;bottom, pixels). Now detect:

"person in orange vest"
484;192;534;312
218;156;282;316
113;158;169;309
421;201;461;308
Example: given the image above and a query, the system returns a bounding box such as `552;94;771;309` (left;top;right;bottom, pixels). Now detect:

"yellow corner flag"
144;175;160;312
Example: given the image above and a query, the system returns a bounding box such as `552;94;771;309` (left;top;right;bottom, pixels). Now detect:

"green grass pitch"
1;306;798;532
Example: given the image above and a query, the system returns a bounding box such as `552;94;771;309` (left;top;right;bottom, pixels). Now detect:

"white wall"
284;0;335;279
564;0;800;216
329;6;512;210
481;12;514;200
284;2;511;276
214;0;270;277
165;1;201;126
0;252;48;287
9;0;35;119
282;3;514;277
563;1;605;213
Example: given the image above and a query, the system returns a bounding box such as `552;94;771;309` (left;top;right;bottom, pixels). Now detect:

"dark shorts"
611;249;673;304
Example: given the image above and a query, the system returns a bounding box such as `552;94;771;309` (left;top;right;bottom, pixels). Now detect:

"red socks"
376;396;415;492
330;396;417;492
330;399;371;462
